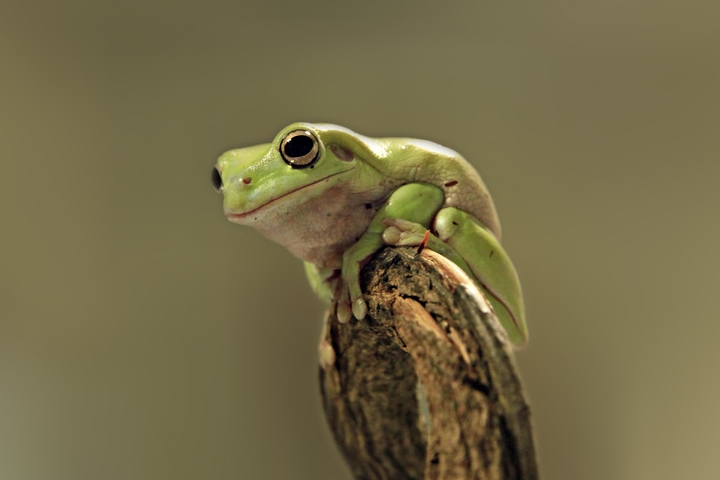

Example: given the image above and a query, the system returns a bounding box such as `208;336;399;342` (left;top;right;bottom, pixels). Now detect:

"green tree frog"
212;123;528;345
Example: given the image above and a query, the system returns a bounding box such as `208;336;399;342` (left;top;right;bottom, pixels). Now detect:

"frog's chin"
225;203;269;224
225;168;355;224
225;200;286;224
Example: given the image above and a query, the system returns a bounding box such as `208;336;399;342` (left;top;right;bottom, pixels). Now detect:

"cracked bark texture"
319;247;538;480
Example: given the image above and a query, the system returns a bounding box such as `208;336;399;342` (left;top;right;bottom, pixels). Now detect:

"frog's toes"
335;285;353;324
352;296;368;320
335;289;367;322
381;219;428;247
382;225;403;245
337;302;353;324
318;339;336;370
382;217;425;233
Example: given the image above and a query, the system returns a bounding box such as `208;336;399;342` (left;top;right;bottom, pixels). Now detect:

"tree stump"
319;247;538;480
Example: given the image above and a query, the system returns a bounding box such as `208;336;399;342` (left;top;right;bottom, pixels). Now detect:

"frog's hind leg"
384;208;527;345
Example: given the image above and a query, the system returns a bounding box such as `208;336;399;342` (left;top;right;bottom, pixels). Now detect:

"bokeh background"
2;1;719;479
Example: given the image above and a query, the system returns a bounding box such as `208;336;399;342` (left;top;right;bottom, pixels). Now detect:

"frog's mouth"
226;168;353;222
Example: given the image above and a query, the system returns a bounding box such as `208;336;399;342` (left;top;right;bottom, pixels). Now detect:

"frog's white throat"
232;185;381;270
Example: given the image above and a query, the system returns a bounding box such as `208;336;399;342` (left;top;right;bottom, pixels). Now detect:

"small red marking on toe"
416;230;431;255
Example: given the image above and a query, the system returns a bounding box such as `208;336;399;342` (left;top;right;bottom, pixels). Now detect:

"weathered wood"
319;247;538;480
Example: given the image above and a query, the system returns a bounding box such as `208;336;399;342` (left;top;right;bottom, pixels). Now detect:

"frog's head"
212;122;386;226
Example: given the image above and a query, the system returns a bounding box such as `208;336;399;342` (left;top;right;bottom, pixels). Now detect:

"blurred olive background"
1;1;719;479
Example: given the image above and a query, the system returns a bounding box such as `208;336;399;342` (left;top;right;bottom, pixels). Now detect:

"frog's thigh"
375;182;445;229
433;207;528;345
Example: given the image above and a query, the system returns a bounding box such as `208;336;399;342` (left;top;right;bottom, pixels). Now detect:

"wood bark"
319;247;538;480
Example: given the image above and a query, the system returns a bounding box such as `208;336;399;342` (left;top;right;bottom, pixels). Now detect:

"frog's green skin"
213;122;528;345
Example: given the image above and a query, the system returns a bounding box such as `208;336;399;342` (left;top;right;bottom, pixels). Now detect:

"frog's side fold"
319;247;538;480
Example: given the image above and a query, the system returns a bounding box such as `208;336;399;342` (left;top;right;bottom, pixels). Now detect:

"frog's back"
375;137;502;240
309;123;502;239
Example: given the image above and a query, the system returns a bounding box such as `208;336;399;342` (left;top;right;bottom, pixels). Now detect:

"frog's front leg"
384;208;528;346
304;261;335;303
338;183;445;323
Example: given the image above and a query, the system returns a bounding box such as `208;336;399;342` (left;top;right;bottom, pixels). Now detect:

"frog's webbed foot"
303;262;360;323
335;279;369;324
382;218;431;247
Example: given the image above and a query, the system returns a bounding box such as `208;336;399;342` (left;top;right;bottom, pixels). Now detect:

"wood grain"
319;247;538;480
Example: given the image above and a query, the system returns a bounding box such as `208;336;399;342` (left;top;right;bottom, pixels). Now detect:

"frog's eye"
211;167;223;192
280;130;320;168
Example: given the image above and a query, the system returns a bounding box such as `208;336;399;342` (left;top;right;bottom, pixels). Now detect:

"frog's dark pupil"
285;135;314;158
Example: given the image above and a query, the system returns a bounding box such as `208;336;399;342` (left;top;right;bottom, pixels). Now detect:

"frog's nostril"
242;177;252;185
211;167;223;192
